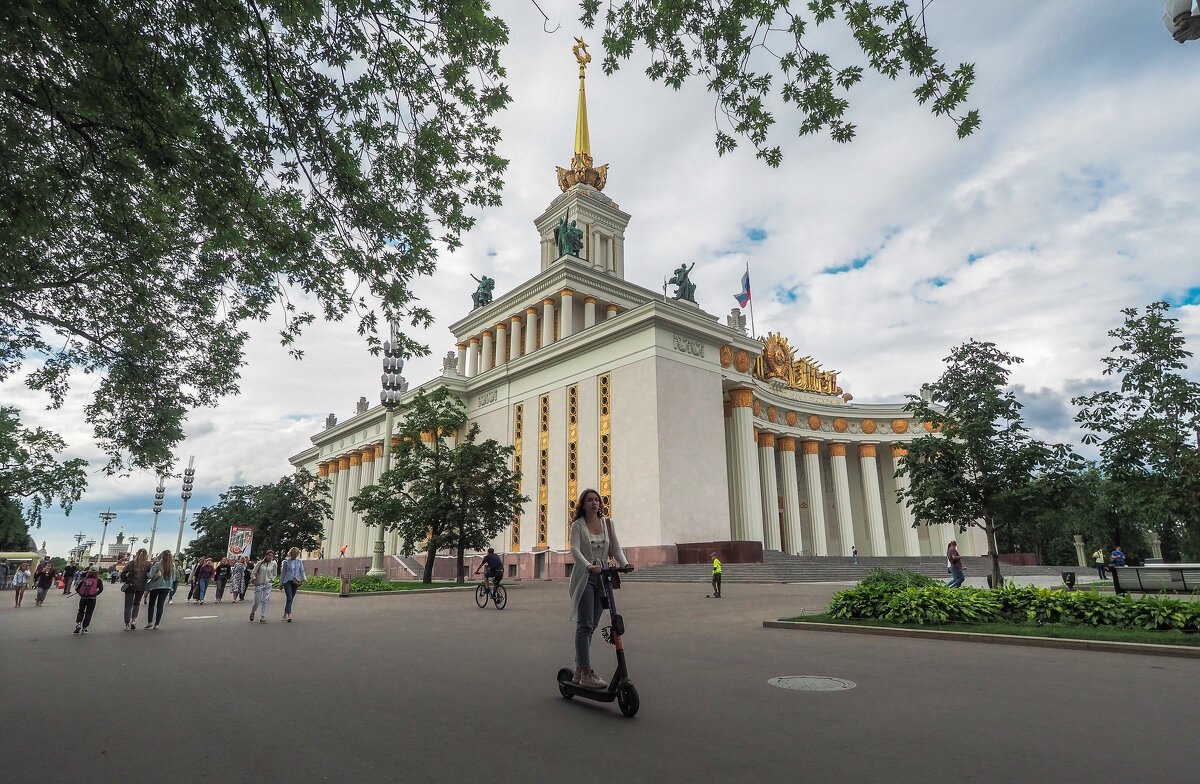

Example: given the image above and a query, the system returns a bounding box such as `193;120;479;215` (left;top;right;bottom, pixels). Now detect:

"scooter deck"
557;669;619;702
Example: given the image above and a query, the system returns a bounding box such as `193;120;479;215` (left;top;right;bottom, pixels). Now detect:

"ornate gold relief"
778;437;796;452
751;331;844;396
317;463;329;478
538;395;549;548
891;445;908;458
734;350;752;373
862;419;877;434
924;421;942;432
858;444;877;458
338;457;350;471
599;374;612;517
361;448;375;462
808;415;821;430
766;406;777;423
759;432;776;448
512;403;524;552
892;419;909;434
801;441;820;455
567;385;579;542
752;400;762;417
833;418;848;433
719;344;734;369
785;411;797;427
829;443;847;457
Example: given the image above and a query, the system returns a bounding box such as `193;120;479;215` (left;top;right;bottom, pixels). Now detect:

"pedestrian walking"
184;563;196;602
74;562;93;593
567;488;629;689
708;551;722;598
145;551;175;629
1092;548;1108;580
0;558;10;590
852;545;858;564
195;558;215;605
73;569;104;634
230;557;247;603
120;548;151;630
61;561;77;595
249;551;277;623
945;541;965;588
214;559;232;603
33;556;55;606
278;547;306;622
12;563;30;607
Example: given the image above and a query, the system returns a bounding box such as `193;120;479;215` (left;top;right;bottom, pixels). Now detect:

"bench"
1110;566;1200;594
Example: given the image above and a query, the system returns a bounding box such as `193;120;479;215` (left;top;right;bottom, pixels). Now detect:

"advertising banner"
226;526;254;561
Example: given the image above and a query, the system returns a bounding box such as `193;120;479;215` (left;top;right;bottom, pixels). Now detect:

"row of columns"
318;442;401;558
725;388;940;557
456;289;619;378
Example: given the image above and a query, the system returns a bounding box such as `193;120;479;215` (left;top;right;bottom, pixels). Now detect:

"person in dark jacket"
120;549;151;630
61;561;78;595
195;558;216;605
213;559;233;603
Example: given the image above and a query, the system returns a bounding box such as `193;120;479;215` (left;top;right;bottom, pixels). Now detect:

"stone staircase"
622;550;1078;584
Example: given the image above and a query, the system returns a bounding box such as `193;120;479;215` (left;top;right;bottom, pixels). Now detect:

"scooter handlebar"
598;564;634;574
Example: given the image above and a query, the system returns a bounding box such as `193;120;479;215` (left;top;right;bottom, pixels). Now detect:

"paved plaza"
4;579;1198;782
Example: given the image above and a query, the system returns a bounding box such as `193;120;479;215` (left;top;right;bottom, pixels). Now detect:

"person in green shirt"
708;552;722;599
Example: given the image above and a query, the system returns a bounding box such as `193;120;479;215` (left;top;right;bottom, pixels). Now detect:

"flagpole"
746;261;756;338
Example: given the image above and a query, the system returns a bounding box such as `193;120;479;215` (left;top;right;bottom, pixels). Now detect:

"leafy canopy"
0;405;88;530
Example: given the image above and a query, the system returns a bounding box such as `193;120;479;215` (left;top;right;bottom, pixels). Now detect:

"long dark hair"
572;488;602;522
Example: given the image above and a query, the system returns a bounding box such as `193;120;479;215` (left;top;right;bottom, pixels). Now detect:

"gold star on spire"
557;38;607;192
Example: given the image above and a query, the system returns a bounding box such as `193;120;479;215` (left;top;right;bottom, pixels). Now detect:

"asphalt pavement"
2;579;1197;783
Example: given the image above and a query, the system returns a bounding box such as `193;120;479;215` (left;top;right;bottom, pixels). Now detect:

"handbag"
120;582;129;592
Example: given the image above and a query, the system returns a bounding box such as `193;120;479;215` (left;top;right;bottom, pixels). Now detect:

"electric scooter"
556;564;639;717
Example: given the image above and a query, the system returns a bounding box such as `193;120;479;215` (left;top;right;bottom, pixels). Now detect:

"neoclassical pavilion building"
289;43;982;576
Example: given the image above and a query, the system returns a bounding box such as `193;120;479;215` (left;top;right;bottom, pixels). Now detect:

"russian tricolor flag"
734;270;751;308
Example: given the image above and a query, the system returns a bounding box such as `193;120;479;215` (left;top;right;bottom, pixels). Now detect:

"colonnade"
723;387;960;557
317;441;401;558
456;288;619;378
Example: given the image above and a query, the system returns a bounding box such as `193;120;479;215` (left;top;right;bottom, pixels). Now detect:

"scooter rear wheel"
474;584;488;608
617;681;639;717
556;667;575;699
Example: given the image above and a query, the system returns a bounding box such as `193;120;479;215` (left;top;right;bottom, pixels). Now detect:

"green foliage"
858;567;937;591
352;388;527;583
1;0;511;472
299;576;342;592
0;406;88;533
897;340;1079;588
184;469;329;560
826;581;1200;633
583;0;979;164
1073;302;1200;561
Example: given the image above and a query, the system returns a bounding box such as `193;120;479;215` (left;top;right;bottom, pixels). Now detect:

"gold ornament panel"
750;332;843;396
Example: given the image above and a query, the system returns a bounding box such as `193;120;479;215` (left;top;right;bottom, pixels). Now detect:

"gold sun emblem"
761;332;795;380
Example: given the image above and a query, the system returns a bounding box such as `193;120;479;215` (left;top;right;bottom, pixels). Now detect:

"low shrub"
858;568;939;591
298;576;341;591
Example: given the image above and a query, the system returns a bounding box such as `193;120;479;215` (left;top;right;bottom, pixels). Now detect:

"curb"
762;620;1200;659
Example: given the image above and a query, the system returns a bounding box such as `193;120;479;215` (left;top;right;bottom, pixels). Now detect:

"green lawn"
299;580;461;593
786;613;1200;647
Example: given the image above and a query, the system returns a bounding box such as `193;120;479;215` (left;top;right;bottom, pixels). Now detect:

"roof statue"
556;38;608;191
470;274;495;309
669;263;697;303
554;208;585;258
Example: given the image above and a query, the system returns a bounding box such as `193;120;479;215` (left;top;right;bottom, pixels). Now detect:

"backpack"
77;577;100;598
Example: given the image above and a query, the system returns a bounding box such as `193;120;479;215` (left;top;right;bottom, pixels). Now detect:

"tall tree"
0;406;88;534
352;387;526;583
2;1;973;472
1073;302;1200;561
0;496;34;551
898;340;1073;588
184;469;329;561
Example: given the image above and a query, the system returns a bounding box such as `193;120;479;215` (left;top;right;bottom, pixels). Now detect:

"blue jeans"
574;574;604;669
197;578;210;602
946;567;965;588
283;580;298;614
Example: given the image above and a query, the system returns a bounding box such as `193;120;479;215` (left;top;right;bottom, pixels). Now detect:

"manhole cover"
768;676;856;691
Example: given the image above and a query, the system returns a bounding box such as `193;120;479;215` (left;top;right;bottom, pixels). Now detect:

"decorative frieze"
673;334;705;358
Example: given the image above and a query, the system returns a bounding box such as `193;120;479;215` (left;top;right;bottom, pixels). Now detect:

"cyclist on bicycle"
475;548;503;595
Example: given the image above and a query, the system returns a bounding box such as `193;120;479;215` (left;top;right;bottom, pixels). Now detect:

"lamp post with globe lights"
1164;0;1200;42
368;322;408;578
175;457;196;555
97;509;116;564
149;478;165;555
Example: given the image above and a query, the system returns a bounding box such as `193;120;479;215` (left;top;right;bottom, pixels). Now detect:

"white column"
541;298;555;346
723;402;739;540
494;323;507;365
606;303;618;321
559;289;574;339
525;307;538;354
802;441;828;556
829;443;855;556
480;330;493;373
758;432;781;551
584;297;597;328
346;453;363;556
456;343;467;376
728;389;763;542
614;234;625;277
858;444;888;556
320;462;336;552
355;448;376;555
777;438;803;555
509;316;522;359
331;455;351;555
891;445;922;556
467;338;479;377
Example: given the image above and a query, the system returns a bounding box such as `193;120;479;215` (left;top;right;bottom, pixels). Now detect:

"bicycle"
474;578;507;609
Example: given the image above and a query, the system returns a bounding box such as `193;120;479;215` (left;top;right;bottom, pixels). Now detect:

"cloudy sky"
6;1;1199;559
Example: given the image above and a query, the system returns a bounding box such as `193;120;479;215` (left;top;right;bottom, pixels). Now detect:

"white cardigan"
567;517;628;622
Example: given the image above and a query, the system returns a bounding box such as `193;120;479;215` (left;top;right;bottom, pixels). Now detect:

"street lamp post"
97;509;116;565
368;323;406;578
175;457;196;555
149;477;165;555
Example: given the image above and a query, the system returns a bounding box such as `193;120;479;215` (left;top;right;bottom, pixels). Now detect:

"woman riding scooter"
568;488;629;689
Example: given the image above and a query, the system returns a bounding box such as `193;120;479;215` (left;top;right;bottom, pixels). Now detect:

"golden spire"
557;38;608;192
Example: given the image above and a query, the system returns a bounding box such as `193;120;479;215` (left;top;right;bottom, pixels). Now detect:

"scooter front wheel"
556;667;575;699
617;681;639;717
